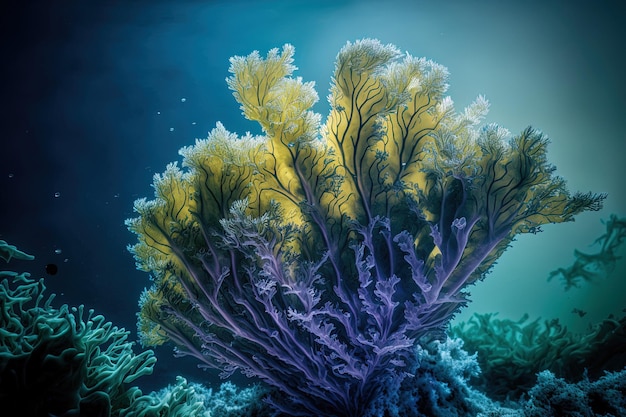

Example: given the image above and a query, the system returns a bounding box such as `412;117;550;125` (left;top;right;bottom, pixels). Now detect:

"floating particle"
54;248;62;254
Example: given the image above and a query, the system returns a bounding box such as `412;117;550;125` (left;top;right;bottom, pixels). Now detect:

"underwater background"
1;0;624;399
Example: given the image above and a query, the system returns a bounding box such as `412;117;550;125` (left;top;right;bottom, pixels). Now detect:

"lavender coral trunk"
126;39;604;416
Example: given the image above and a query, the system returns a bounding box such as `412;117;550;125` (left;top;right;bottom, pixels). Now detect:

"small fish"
572;308;587;318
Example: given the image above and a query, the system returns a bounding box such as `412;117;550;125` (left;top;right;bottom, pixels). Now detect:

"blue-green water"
1;0;624;400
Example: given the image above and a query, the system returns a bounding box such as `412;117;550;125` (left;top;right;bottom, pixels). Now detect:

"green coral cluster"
128;377;270;417
549;214;626;290
451;215;626;400
0;239;34;262
0;249;155;416
450;312;626;400
0;241;273;417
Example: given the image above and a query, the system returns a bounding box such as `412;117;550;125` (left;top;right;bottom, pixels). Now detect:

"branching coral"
450;313;626;400
363;338;527;417
124;376;271;417
127;39;605;416
548;214;626;290
0;239;34;262
0;246;156;416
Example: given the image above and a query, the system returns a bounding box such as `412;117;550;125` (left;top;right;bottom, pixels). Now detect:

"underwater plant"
0;243;156;417
0;241;275;417
450;312;626;400
126;39;605;416
0;239;34;262
548;214;626;290
126;376;271;417
523;368;626;416
364;337;517;417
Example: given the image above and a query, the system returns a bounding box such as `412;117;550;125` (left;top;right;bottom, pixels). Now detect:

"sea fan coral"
127;39;604;416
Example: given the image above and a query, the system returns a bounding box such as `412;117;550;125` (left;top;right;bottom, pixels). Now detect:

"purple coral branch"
173;180;525;416
428;214;480;302
157;200;528;416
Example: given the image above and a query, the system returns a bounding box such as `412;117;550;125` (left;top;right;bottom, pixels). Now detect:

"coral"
127;39;605;416
453;217;626;401
202;380;271;417
548;214;626;290
0;241;271;417
364;337;521;417
124;376;271;417
0;239;34;262
450;313;626;400
523;368;626;417
121;376;208;417
0;245;157;416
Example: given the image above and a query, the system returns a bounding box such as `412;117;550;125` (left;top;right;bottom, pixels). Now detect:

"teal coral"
548;214;626;290
0;239;34;262
125;377;270;417
450;312;626;400
452;214;626;400
123;377;208;417
0;241;274;417
0;245;156;416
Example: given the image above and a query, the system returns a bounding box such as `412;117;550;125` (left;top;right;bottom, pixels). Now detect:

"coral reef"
450;313;626;400
126;39;605;416
2;241;623;416
0;246;156;416
548;214;626;290
126;376;271;417
364;337;520;417
0;241;272;417
0;239;34;262
523;368;626;417
452;214;626;400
